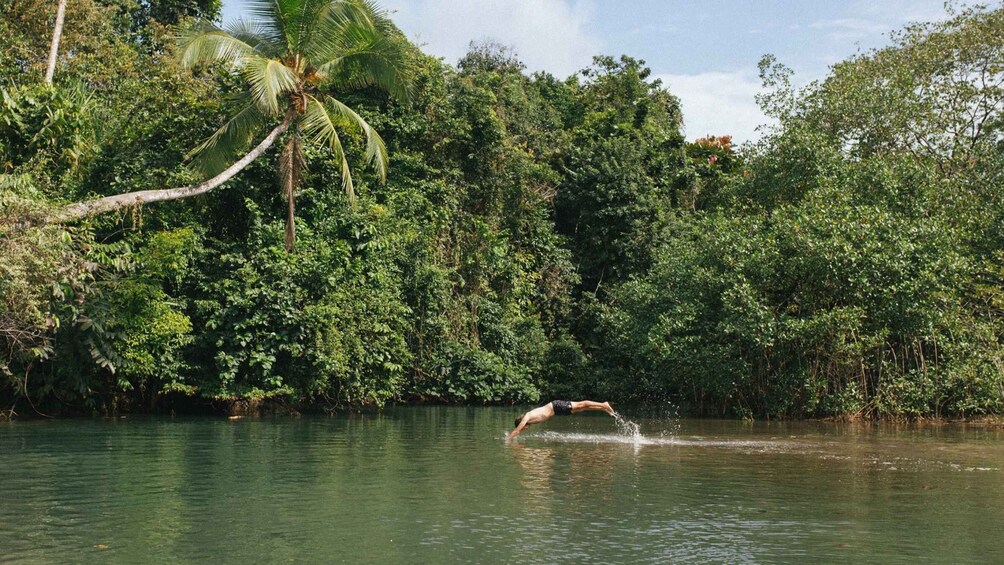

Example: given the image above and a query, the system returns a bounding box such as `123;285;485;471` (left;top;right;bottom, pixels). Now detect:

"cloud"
657;71;772;145
383;0;602;77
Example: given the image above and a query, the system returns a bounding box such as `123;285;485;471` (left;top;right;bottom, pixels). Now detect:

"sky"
219;0;966;144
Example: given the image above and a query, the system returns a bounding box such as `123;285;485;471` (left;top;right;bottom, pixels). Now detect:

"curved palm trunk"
49;112;294;224
44;0;68;84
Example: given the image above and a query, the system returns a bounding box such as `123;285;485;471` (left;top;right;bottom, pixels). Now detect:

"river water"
1;407;1002;563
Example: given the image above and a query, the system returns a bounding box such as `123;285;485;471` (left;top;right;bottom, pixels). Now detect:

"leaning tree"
53;0;411;251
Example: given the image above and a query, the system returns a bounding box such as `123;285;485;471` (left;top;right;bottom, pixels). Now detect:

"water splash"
612;412;642;444
534;431;800;452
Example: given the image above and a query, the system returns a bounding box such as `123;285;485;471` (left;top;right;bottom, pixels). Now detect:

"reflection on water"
2;409;1003;564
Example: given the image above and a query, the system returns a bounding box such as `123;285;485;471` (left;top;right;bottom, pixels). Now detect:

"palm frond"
246;0;300;52
305;0;377;59
186;99;268;177
332;132;355;201
300;95;355;199
354;0;406;45
243;58;299;115
176;22;261;69
223;18;284;58
283;0;332;55
312;19;412;101
321;49;411;101
324;95;388;181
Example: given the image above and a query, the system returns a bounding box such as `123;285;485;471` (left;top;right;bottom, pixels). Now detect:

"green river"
2;407;1003;563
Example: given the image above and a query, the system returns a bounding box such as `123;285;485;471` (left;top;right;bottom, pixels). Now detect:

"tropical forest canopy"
2;0;1004;419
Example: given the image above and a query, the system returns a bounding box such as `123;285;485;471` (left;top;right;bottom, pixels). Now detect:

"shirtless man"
508;400;615;438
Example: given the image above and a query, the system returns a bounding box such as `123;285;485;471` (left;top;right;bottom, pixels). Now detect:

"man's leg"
570;400;614;414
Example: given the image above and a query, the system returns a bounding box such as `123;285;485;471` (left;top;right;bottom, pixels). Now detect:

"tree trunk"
45;0;68;85
48;112;294;224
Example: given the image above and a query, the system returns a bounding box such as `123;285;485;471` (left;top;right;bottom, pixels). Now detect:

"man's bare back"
508;400;614;438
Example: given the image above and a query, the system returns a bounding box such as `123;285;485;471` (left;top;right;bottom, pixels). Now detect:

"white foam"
612;412;642;444
533;431;796;450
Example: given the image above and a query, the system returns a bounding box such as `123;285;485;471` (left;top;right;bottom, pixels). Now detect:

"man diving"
508;400;615;438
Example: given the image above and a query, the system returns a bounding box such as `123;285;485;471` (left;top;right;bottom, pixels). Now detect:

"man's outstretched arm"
508;415;531;439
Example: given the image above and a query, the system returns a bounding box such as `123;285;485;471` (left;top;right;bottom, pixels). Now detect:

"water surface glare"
1;408;1003;563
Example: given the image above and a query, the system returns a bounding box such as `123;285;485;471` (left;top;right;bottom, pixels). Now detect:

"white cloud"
657;71;773;145
383;0;601;77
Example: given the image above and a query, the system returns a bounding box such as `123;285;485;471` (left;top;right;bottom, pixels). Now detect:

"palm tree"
52;0;410;251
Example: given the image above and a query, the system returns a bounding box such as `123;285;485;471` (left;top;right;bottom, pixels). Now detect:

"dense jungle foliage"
2;0;1003;419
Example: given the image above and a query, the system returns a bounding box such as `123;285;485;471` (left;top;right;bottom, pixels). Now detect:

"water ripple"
2;411;1003;564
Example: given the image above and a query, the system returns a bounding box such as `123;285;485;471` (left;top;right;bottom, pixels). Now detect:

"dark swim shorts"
551;400;573;416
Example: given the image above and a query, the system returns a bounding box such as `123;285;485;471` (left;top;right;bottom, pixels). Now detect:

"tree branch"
46;110;295;224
